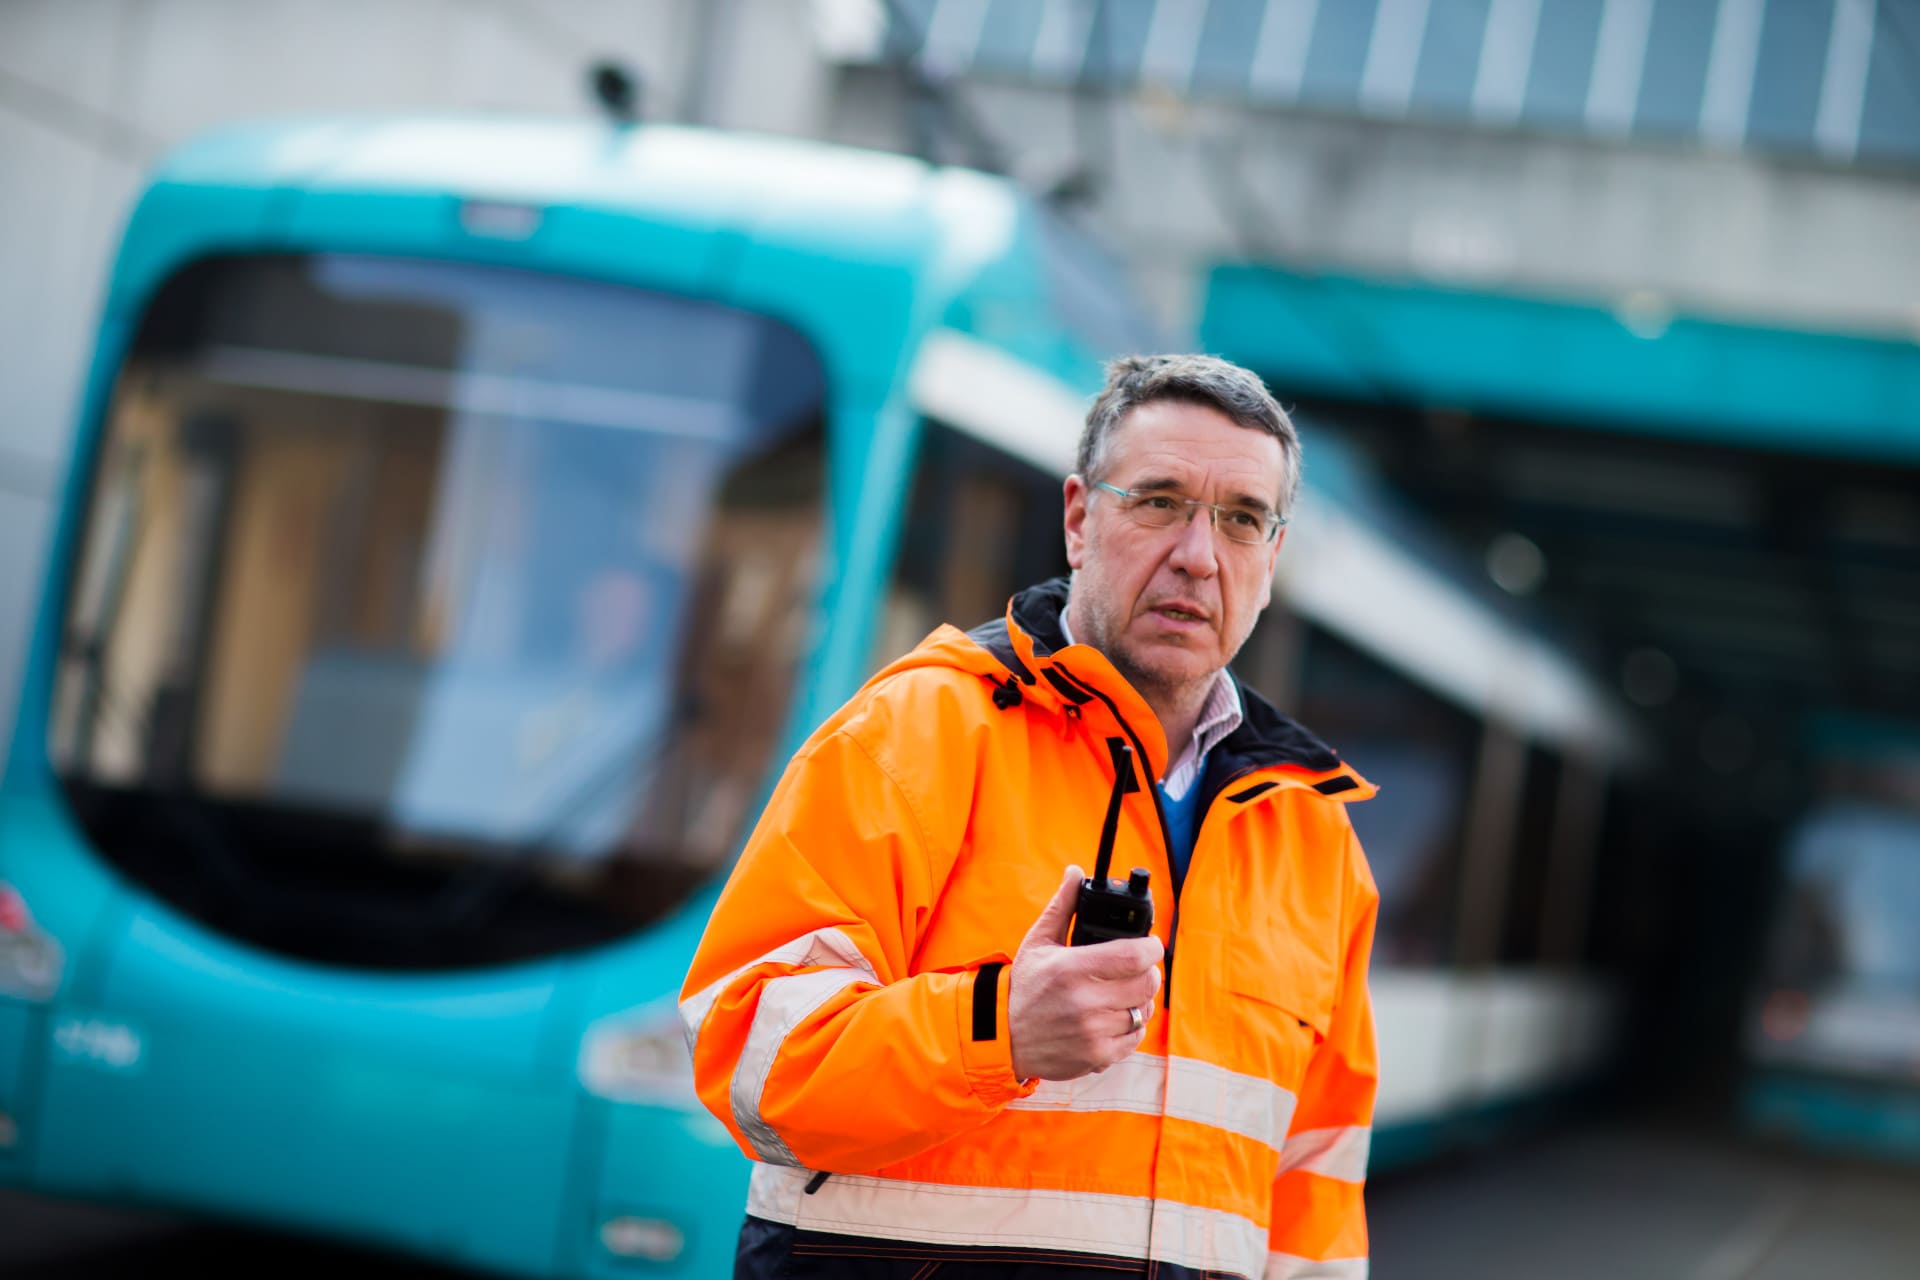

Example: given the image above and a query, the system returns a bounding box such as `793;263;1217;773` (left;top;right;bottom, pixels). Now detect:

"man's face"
1063;399;1286;699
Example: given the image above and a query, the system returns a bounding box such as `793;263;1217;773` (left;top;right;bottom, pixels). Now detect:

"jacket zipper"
1045;671;1313;1004
1047;661;1185;1264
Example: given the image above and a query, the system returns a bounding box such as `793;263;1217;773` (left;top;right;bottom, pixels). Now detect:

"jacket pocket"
1219;932;1335;1093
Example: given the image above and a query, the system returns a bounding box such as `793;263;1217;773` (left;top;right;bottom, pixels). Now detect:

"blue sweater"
1157;777;1203;895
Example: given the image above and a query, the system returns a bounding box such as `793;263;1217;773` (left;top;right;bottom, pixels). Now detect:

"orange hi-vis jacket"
681;579;1380;1280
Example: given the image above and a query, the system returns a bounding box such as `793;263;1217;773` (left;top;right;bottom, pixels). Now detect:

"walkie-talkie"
1070;739;1155;946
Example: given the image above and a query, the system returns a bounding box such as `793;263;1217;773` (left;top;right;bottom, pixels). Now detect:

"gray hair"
1076;354;1301;515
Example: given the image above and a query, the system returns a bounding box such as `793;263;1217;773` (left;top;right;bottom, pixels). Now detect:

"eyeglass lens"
1121;491;1273;544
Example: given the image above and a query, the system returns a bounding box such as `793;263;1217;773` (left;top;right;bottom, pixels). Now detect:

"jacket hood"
873;577;1372;803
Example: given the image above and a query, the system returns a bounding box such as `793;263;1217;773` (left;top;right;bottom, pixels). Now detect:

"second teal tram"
0;116;1634;1275
1744;721;1920;1164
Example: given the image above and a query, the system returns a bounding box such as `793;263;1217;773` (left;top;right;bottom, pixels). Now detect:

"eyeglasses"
1091;481;1287;545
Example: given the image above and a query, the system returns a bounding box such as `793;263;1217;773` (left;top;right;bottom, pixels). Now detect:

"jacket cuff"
957;957;1037;1107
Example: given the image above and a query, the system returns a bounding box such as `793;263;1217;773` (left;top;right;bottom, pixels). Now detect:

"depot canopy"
1203;264;1920;466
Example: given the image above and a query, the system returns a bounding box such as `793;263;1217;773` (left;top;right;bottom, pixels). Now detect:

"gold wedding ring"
1128;1006;1144;1034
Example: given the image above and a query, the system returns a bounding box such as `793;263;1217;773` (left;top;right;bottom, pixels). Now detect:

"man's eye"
1226;509;1263;529
1138;495;1179;511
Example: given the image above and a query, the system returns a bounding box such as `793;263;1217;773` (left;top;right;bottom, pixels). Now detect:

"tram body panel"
39;904;578;1272
1367;968;1616;1169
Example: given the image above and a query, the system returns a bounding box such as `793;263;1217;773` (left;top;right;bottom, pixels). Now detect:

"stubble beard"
1077;600;1228;729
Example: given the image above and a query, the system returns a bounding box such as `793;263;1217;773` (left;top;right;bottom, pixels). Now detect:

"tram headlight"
0;882;61;1001
1761;989;1809;1043
580;1007;697;1103
0;884;26;933
599;1215;685;1262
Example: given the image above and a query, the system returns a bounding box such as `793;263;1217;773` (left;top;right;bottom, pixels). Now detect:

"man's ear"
1064;475;1091;569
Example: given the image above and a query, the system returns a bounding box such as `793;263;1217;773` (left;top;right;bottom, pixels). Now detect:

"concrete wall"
824;66;1920;344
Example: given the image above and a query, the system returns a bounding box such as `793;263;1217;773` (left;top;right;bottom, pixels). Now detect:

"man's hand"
1008;865;1163;1082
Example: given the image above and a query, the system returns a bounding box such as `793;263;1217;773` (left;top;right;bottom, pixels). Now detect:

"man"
681;355;1379;1280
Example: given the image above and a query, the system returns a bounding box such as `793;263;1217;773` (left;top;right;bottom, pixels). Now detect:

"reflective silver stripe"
1007;1051;1169;1120
1168;1055;1299;1153
732;965;874;1166
1266;1252;1370;1280
679;927;879;1162
1006;1053;1298;1153
678;926;875;1058
1277;1126;1372;1184
747;1158;809;1222
749;1163;1269;1276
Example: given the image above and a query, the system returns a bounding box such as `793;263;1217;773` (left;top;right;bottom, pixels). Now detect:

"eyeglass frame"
1089;480;1289;545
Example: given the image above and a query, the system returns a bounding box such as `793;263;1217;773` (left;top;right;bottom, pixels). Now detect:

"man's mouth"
1152;604;1210;624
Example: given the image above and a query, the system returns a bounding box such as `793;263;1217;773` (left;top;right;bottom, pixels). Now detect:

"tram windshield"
50;255;828;968
1754;800;1920;1077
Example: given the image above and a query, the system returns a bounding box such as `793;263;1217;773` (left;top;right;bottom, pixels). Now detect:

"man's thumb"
1022;865;1083;951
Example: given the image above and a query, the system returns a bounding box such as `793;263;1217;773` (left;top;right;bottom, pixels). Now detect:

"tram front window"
50;255;827;968
1754;801;1920;1078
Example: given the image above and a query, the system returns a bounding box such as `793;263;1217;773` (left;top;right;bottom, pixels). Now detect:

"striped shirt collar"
1058;607;1243;802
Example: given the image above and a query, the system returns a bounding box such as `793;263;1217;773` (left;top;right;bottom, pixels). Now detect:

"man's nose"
1167;507;1219;577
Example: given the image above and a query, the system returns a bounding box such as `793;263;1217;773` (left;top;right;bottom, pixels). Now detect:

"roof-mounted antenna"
589;60;641;125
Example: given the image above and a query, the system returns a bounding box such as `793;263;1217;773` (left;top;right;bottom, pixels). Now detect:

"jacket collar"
965;578;1368;801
